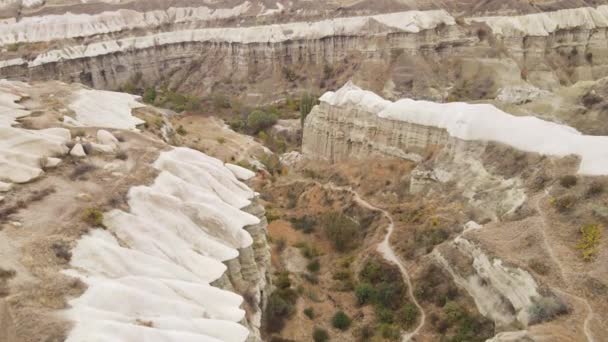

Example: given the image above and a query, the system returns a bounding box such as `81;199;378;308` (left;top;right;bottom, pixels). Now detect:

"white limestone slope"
0;2;252;46
65;147;260;342
3;10;454;68
466;5;608;36
435;236;540;327
0;79;70;184
67;89;145;130
321;82;608;175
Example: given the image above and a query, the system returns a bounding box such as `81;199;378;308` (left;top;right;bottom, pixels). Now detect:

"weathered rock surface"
2;4;608;102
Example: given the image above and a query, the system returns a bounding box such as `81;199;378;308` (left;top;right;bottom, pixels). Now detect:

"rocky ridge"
0;80;270;342
2;3;608;103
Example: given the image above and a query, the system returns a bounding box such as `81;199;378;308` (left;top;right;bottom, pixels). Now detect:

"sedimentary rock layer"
304;82;608;175
2;6;608;100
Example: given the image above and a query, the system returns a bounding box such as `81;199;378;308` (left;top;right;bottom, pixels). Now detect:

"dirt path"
535;189;596;342
322;183;426;341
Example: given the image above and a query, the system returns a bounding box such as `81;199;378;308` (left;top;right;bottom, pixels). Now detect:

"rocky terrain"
300;82;608;341
2;1;608;104
0;80;271;342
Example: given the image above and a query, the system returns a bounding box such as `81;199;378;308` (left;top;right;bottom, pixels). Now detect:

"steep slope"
2;3;608;103
302;82;608;341
0;80;270;342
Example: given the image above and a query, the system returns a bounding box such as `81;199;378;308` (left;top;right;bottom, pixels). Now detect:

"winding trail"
534;188;597;342
322;183;426;341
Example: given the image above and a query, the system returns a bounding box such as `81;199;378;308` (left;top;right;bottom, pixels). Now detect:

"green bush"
331;311;351;331
322;212;360;252
586;180;604;198
275;271;292;290
307;259;321;273
378;324;400;340
176;125;187;135
247;110;278;133
312;327;329;342
260;153;283;175
559;175;578;188
290;216;316;233
300;93;317;127
355;282;375;305
399;303;419;328
528;296;569;325
266;292;295;333
143;87;157;103
554;195;576;213
83;208;104;227
295;242;321;259
304;307;315;319
577;224;602;261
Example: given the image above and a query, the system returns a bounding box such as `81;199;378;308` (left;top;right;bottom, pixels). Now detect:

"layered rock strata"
2;6;608;101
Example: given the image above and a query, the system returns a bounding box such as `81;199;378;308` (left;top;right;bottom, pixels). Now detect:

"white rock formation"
225;163;256;181
65;147;263;342
435;237;540;327
0;2;253;46
0;80;71;183
70;143;86;157
2;10;454;69
312;82;608;175
467;5;608;37
68;89;145;129
96;129;119;147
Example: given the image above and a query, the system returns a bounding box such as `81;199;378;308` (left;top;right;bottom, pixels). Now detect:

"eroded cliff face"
0;80;271;342
302;83;608;341
2;5;608;103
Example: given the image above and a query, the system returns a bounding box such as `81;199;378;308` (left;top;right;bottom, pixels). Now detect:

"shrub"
83;208;104;227
577;224;602;261
260;154;282;175
399;303;419;328
528;295;570;324
559;175;577;188
275;238;286;252
304;307;315;319
300;93;317;127
295;242;321;259
275;271;292;290
282;67;298;82
265;292;295;332
331;311;351;331
143;87;157;104
290;216;316;234
554;195;576;213
176;125;187;135
378;324;400;340
51;242;72;262
247;110;278;133
321;212;360;252
586;180;604;198
7;43;19;52
307;259;321;273
355;282;375;305
312;327;329;342
528;259;550;275
375;282;405;310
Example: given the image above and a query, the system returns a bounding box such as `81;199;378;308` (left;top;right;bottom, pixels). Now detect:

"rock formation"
0;81;270;342
2;3;608;102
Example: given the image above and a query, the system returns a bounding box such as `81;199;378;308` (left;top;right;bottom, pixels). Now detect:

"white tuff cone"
70;143;86;157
